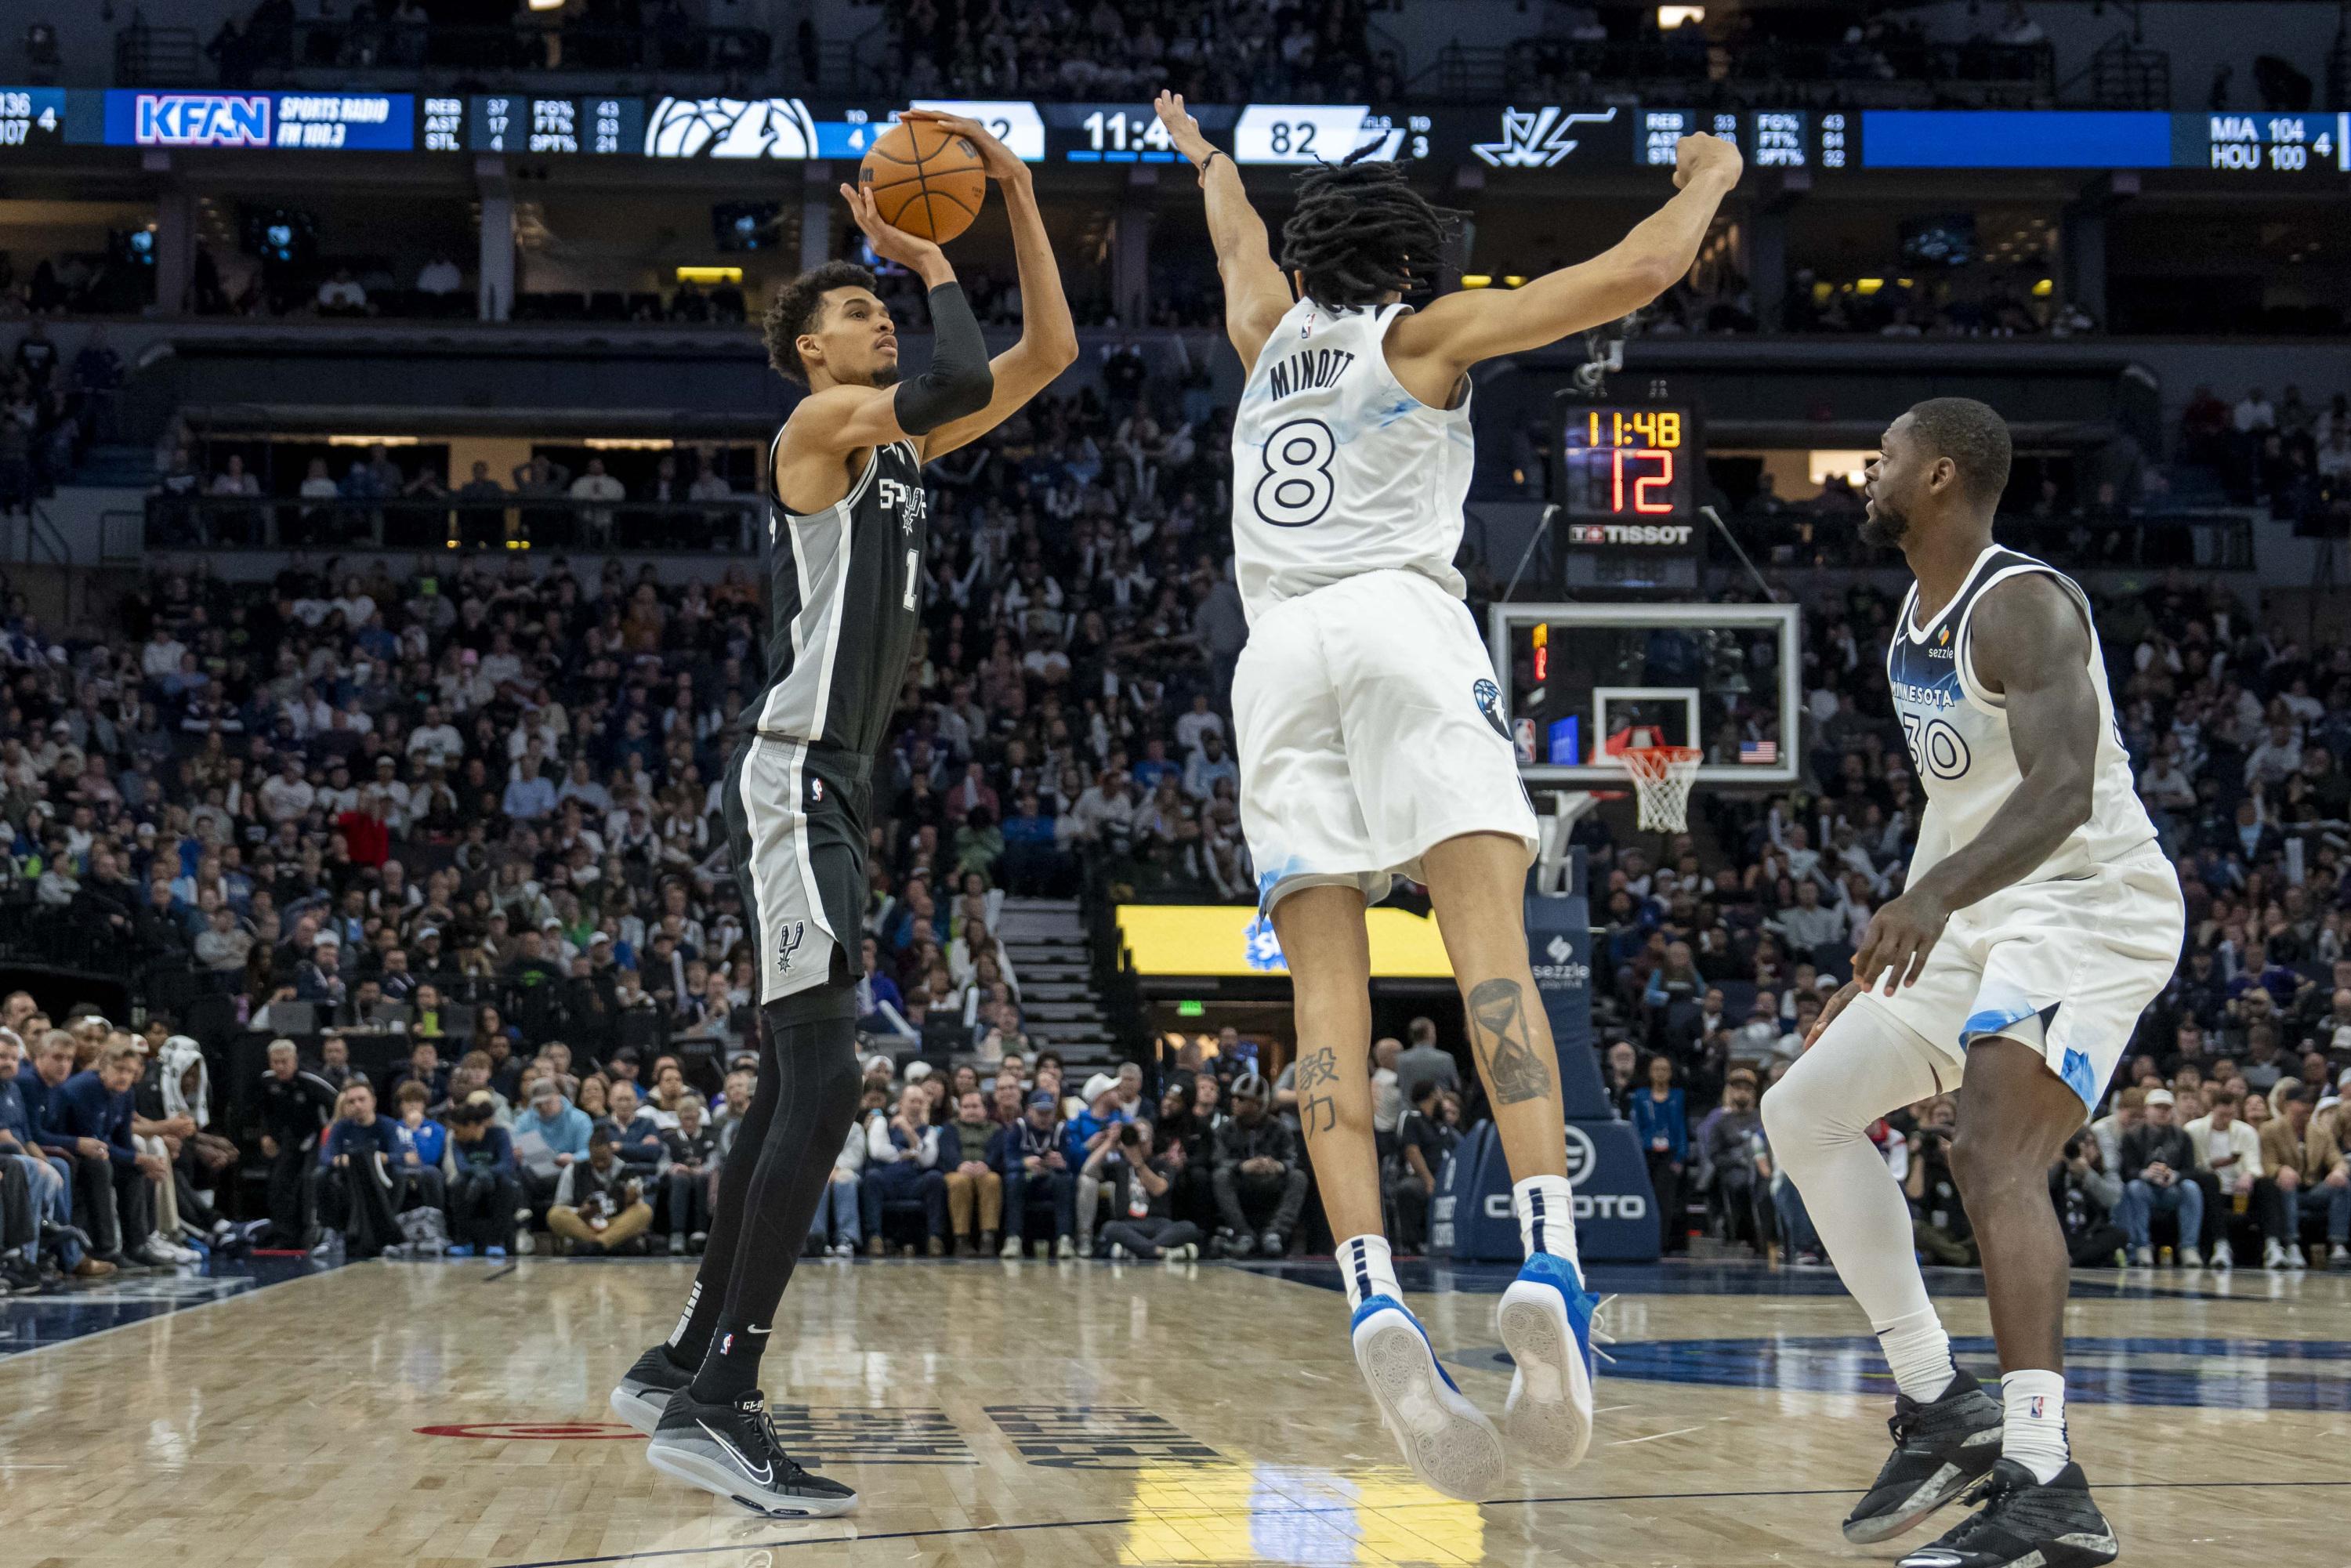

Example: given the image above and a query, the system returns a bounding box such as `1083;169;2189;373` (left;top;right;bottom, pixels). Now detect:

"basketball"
859;119;989;244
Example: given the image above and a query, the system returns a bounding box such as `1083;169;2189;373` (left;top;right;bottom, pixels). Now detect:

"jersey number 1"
1253;418;1336;527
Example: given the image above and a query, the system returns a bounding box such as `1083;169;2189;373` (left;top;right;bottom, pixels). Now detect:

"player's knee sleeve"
1766;1003;1947;1175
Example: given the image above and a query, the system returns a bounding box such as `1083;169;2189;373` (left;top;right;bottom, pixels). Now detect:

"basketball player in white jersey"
1763;399;2179;1567
1153;91;1740;1501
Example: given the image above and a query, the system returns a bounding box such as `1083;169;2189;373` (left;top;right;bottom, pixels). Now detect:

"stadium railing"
138;494;763;555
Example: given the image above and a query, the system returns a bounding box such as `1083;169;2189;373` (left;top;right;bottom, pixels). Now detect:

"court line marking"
0;1263;342;1365
483;1264;519;1283
486;1478;2351;1568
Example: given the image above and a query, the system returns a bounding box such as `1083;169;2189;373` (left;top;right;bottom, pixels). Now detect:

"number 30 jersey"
1230;296;1475;625
1887;545;2157;885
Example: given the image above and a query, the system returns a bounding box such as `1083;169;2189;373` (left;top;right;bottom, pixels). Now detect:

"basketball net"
1618;746;1704;834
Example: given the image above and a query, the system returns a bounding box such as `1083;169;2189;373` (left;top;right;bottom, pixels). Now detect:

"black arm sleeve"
891;283;995;436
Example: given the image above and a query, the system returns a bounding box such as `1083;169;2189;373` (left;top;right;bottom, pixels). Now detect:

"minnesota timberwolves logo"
775;921;806;975
1473;678;1508;740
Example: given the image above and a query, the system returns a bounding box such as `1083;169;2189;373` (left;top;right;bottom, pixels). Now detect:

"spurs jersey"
1886;545;2157;882
1231;297;1475;624
743;434;929;755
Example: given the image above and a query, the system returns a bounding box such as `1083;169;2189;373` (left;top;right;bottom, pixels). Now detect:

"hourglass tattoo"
1468;979;1552;1105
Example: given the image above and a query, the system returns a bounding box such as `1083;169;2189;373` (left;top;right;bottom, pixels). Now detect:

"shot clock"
1559;404;1698;523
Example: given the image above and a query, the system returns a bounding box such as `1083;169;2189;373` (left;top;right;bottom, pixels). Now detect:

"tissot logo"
1473;106;1618;168
1570;523;1694;547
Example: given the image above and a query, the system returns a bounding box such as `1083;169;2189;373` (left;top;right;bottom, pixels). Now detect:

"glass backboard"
1487;602;1801;787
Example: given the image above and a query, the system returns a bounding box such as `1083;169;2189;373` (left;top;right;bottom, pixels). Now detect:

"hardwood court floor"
2;1255;2346;1568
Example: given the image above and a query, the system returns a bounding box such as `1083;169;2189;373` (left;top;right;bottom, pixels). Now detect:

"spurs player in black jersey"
607;110;1076;1518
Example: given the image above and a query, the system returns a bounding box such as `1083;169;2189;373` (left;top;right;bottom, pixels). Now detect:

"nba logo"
1512;717;1537;765
2028;1396;2045;1418
719;1333;734;1356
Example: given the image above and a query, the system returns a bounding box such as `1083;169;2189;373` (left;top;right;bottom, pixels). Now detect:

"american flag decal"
1739;740;1778;764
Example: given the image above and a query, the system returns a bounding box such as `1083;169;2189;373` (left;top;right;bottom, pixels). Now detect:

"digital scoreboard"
1555;399;1703;590
465;95;641;154
1559;404;1698;525
0;88;66;151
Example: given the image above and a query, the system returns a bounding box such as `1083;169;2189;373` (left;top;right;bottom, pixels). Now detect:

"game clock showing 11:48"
1558;404;1698;523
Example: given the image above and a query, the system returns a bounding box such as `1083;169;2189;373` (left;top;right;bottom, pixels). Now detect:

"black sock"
688;997;860;1405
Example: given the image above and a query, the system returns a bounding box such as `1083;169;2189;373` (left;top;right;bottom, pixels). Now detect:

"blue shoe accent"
1516;1253;1601;1378
1350;1294;1464;1395
485;1246;508;1259
446;1244;474;1258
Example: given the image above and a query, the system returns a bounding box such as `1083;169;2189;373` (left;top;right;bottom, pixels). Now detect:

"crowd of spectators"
5;314;2351;1281
2179;382;2351;532
875;0;1396;104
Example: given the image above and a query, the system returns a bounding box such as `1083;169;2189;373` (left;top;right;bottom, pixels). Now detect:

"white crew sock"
1874;1305;1957;1404
1338;1233;1402;1313
1513;1175;1581;1269
2001;1371;2069;1484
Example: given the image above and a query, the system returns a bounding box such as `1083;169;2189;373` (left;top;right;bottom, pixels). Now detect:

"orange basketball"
860;119;989;244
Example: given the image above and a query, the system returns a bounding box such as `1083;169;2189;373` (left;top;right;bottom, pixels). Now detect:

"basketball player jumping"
1153;91;1740;1501
604;110;1076;1517
1764;399;2180;1566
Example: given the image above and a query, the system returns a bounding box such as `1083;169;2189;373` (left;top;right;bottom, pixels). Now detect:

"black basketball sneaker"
608;1343;694;1436
1843;1368;2005;1543
1896;1458;2121;1568
644;1389;859;1518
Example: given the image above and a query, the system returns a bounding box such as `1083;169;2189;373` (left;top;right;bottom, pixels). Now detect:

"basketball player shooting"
1152;90;1739;1501
605;109;1077;1518
1762;399;2182;1568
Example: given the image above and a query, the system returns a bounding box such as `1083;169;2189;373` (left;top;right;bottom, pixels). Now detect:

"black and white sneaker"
1843;1368;2005;1543
1897;1458;2120;1568
608;1343;695;1436
645;1389;859;1518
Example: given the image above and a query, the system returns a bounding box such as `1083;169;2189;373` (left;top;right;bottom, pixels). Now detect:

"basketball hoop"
1617;745;1704;833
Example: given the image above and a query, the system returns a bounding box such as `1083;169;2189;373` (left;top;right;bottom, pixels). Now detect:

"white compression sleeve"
1761;999;1956;1389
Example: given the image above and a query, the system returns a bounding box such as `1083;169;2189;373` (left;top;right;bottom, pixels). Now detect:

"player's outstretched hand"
1672;132;1744;191
840;182;947;275
1154;91;1216;168
1852;888;1951;997
899;108;1029;184
1805;980;1861;1048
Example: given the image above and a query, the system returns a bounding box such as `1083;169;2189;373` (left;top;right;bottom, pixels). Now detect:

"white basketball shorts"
1233;567;1538;909
1858;839;2184;1111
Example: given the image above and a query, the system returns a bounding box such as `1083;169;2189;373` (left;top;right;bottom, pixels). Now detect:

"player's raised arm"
1386;133;1741;384
904;110;1081;464
1852;574;2099;993
776;183;996;469
1154;91;1292;367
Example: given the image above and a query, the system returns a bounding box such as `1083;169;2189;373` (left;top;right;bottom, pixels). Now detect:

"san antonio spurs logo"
775;921;806;975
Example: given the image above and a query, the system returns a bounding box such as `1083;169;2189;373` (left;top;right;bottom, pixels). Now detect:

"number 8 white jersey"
1231;296;1475;625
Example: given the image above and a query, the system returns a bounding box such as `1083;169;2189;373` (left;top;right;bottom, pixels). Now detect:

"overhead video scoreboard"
0;90;2339;176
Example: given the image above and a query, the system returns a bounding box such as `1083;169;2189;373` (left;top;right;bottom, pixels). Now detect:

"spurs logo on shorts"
775;921;806;975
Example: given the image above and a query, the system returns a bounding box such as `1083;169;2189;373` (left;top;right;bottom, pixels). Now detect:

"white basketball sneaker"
1494;1251;1600;1470
1349;1294;1506;1502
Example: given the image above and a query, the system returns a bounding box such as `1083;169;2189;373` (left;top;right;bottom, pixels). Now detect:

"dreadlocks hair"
763;261;878;385
1279;147;1453;312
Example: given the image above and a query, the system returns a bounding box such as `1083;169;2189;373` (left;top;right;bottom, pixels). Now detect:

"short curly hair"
763;261;878;386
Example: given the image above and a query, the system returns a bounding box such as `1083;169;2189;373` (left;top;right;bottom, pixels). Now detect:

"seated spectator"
1096;1120;1201;1262
940;1088;1002;1256
600;1079;666;1174
661;1093;715;1255
317;268;368;315
2186;1085;2289;1268
444;1097;519;1257
860;1083;947;1256
1387;1078;1450;1256
549;1131;653;1256
2263;1084;2348;1266
813;1085;880;1259
1211;1072;1306;1258
511;1077;593;1219
991;1087;1074;1258
387;1081;447;1216
314;1081;406;1260
1904;1096;1975;1267
2118;1088;2204;1266
1697;1069;1765;1253
0;1027;98;1277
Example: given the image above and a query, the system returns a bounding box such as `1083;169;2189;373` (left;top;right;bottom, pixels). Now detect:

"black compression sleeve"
891;282;995;435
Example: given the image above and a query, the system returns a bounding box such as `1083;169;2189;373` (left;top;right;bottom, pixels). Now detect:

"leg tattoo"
1467;980;1552;1106
1296;1045;1339;1135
